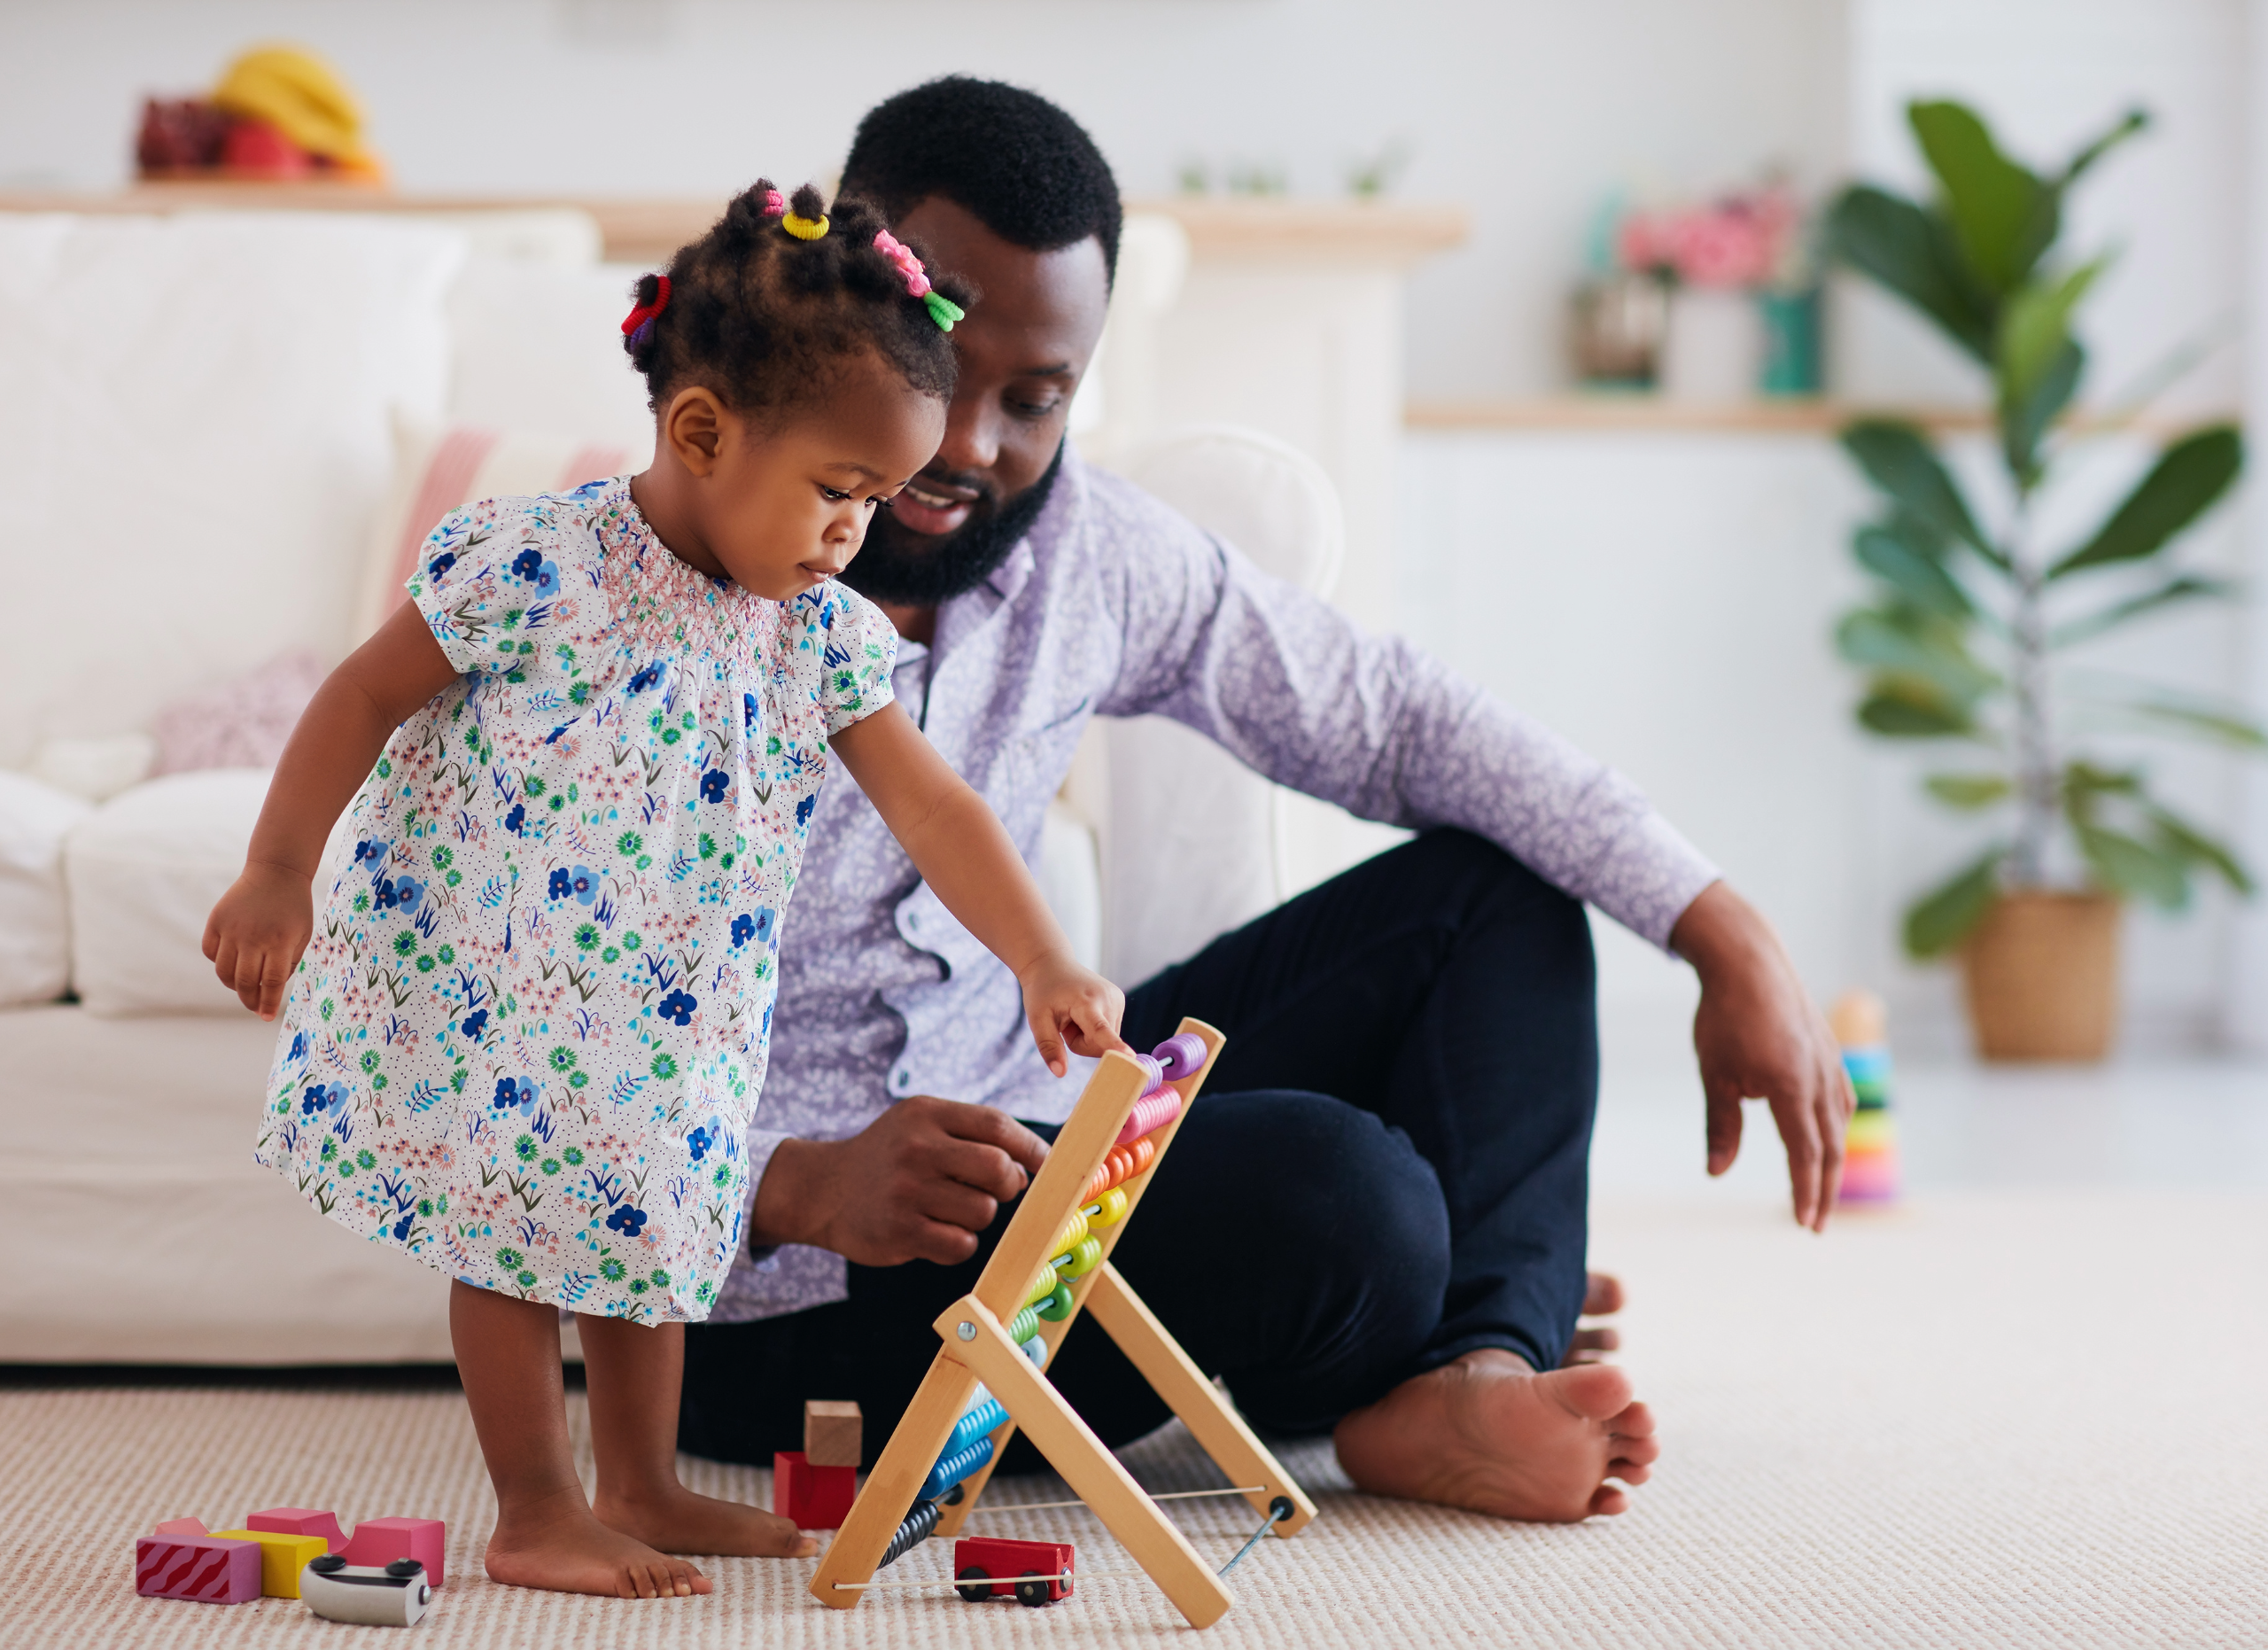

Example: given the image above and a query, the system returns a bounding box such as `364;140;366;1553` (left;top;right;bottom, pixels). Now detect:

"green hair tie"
923;291;966;332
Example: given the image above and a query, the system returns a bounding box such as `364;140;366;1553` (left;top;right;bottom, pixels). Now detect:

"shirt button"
905;912;921;932
894;1070;911;1092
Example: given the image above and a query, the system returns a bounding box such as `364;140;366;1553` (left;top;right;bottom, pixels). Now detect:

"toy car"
952;1536;1075;1607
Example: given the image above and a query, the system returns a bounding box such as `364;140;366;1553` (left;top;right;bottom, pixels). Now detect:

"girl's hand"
1019;949;1129;1077
202;861;315;1021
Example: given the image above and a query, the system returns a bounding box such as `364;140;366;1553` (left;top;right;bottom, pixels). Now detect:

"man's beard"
842;442;1066;607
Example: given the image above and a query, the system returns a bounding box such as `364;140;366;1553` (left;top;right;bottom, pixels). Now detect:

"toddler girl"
203;182;1127;1599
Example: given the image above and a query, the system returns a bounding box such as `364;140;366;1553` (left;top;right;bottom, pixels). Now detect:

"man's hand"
749;1095;1050;1266
1669;882;1853;1233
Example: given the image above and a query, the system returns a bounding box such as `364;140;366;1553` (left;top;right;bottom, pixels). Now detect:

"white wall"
0;0;1843;402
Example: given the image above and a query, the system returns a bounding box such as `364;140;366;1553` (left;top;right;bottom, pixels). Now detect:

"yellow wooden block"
209;1529;330;1598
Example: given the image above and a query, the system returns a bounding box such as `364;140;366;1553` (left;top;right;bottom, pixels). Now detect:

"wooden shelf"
1404;396;2234;438
1127;197;1470;267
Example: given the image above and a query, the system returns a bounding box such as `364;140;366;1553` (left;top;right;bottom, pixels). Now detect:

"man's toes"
1582;1272;1626;1316
1543;1361;1635;1422
1587;1483;1630;1517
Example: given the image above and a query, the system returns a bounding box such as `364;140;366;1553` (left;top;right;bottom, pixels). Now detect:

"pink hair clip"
873;229;931;299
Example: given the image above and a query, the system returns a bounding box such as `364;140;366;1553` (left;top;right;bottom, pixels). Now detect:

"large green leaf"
2075;821;2188;907
1823;185;1996;361
2148;804;2256;895
1908;101;2054;294
2063;759;2142;802
1999;258;2107;412
1903;844;2007;957
2050;424;2243;576
1837;609;1999;701
1854;524;1978;618
2093;692;2268;750
1840;421;1997;560
2054;108;2150;192
1859;678;1978;738
2050;575;2237;647
2000;336;2085;488
1924;773;2012;808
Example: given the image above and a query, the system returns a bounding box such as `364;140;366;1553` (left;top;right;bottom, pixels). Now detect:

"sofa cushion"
66;770;271;1016
0;212;463;769
0;772;90;1006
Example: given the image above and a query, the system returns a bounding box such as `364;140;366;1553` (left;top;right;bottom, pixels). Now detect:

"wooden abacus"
809;1017;1317;1628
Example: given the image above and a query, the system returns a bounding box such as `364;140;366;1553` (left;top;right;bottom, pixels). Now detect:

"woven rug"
7;1188;2264;1647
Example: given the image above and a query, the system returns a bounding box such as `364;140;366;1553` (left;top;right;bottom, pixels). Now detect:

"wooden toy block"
341;1517;447;1588
210;1529;330;1599
804;1399;863;1467
151;1516;207;1537
245;1506;347;1552
134;1534;260;1604
773;1451;857;1529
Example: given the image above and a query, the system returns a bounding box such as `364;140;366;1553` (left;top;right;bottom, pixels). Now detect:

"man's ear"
661;386;728;478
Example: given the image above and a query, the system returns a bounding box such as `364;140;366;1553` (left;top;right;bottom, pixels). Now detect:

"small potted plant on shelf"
1824;99;2262;1061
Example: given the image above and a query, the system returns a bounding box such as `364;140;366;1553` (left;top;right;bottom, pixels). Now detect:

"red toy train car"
952;1536;1075;1607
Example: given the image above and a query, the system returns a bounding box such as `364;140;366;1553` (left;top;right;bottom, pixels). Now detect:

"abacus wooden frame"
808;1017;1317;1629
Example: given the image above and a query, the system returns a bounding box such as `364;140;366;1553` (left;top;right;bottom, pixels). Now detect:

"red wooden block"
953;1536;1076;1604
342;1517;448;1588
245;1506;347;1552
151;1517;208;1537
134;1535;260;1604
773;1452;857;1530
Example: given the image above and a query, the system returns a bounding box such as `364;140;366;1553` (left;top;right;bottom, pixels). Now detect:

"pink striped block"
134;1535;260;1603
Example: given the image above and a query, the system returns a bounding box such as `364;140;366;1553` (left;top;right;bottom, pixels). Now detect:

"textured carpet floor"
7;1189;2265;1647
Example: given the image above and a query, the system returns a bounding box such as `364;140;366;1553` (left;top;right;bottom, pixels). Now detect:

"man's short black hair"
841;76;1122;284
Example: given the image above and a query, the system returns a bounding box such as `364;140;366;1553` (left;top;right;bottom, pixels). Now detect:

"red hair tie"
621;275;672;349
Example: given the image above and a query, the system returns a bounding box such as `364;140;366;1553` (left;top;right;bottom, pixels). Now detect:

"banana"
211;45;366;161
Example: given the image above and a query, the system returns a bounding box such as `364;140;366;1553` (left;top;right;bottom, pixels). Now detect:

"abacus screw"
957;1321;976;1341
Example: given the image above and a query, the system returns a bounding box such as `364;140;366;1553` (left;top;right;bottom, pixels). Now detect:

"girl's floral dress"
253;477;897;1323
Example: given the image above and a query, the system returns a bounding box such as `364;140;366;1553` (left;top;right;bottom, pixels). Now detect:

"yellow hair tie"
781;211;829;242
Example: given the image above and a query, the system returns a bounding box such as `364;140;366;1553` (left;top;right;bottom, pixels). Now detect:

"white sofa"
0;208;1352;1364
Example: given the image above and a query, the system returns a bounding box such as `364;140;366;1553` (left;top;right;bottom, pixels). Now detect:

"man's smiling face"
840;194;1111;613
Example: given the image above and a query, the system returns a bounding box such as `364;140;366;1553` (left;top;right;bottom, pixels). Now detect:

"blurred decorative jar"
1659;288;1763;404
1569;272;1668;388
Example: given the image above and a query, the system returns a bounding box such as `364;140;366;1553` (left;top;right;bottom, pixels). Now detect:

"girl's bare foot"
485;1485;712;1598
595;1483;819;1559
1333;1350;1658;1522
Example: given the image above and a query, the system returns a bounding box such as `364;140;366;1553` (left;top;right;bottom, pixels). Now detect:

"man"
676;78;1851;1522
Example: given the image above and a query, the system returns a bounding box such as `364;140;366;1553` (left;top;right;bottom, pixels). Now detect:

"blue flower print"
606;1204;648;1238
743;692;759;735
530;559;561;598
459;1008;490;1041
629;661;664;694
354;838;388;874
374;876;400;910
286;1031;308;1065
425;550;457;581
700;769;728;805
299;1081;346;1117
388;876;425;914
687;1125;711;1163
729;914;754;949
392;1213;415;1241
548;868;572;900
658;989;698;1026
491;1076;540;1116
510;548;544;581
795;794;816;829
569;866;599;905
504;802;525;835
750;907;777;946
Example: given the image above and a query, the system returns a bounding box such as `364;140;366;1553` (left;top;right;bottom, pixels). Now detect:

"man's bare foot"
485;1486;713;1597
594;1483;819;1559
1333;1350;1658;1522
1563;1271;1625;1366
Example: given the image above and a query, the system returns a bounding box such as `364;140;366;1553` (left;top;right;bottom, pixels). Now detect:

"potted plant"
1824;100;2264;1060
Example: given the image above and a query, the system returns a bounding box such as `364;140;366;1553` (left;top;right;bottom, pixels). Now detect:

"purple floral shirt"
711;448;1718;1321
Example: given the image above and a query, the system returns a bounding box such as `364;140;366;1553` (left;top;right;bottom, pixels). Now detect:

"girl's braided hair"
625;180;973;420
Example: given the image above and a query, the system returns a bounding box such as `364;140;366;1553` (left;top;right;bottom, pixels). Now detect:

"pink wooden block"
134;1535;260;1604
342;1517;448;1588
151;1516;208;1537
245;1506;347;1552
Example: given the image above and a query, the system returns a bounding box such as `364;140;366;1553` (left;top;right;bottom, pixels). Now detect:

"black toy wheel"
955;1566;992;1604
1014;1572;1053;1607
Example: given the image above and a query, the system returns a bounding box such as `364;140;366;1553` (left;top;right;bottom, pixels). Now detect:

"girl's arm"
202;603;462;1019
831;701;1127;1076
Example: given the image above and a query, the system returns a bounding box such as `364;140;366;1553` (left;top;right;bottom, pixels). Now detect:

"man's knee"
1402;829;1594;977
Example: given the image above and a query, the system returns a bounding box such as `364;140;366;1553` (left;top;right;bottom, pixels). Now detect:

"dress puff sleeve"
812;582;900;736
405;495;611;688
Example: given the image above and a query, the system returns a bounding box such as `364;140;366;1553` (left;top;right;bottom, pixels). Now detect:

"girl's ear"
661;386;728;476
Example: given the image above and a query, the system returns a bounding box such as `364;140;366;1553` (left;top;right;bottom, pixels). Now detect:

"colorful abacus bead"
1056;1235;1104;1280
944;1392;1010;1455
1115;1086;1184;1145
920;1436;996;1501
1086;1186;1128;1227
1152;1031;1208;1078
1037;1280;1076;1320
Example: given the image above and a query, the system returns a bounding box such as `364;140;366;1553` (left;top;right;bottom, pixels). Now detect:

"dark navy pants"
678;830;1597;1465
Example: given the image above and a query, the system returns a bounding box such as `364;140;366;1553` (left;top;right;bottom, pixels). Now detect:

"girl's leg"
451;1280;708;1597
580;1313;818;1558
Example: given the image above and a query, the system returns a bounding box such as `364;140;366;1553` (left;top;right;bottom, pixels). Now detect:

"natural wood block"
804;1399;863;1467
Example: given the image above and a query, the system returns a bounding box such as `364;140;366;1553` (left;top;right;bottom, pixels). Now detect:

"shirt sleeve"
1094;485;1721;949
406;498;605;685
815;584;900;736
